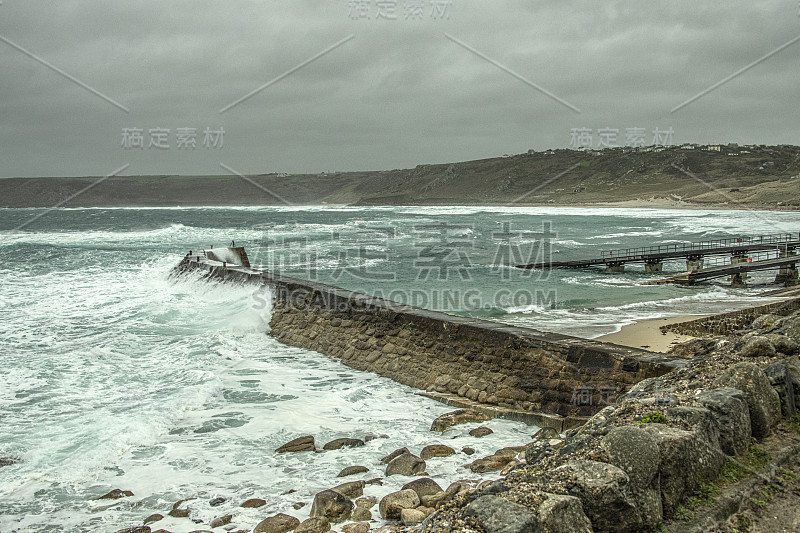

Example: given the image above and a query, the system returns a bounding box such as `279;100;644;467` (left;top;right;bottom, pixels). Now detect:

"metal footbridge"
515;232;800;286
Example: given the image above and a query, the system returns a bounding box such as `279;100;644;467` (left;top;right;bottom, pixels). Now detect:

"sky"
1;0;799;178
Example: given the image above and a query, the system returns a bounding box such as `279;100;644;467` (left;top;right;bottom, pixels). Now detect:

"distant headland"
2;143;799;210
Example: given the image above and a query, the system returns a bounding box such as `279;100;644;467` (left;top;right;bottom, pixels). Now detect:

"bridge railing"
599;232;799;261
702;248;798;269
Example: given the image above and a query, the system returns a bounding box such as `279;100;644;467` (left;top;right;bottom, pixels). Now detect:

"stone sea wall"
663;297;800;337
174;255;682;430
270;300;675;429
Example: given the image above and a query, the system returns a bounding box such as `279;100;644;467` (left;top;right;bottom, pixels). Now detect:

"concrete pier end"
202;246;250;268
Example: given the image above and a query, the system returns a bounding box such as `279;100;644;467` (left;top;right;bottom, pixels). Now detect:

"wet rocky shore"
108;304;800;533
105;406;548;533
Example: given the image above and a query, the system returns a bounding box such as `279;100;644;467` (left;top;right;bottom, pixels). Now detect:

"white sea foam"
0;256;533;532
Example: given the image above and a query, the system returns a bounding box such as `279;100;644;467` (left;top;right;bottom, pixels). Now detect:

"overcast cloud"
1;0;799;178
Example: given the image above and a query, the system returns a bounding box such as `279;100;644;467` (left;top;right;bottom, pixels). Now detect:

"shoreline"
1;200;798;212
594;315;709;353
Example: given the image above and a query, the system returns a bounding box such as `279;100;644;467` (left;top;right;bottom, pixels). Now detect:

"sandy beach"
595;315;709;352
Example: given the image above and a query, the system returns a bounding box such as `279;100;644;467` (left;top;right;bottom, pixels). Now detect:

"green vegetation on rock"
636;411;668;424
720;447;772;484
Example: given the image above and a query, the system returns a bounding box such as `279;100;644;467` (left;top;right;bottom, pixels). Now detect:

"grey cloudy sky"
1;0;799;178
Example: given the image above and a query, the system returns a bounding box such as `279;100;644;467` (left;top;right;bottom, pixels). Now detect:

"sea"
0;205;795;532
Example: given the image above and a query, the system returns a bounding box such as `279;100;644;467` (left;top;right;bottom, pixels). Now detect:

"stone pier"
173;250;684;430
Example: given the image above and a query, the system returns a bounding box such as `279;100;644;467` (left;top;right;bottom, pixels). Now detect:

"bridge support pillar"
644;260;663;273
606;262;625;273
730;255;749;283
686;257;704;272
776;266;792;284
731;272;747;288
782;264;799;286
775;248;798;284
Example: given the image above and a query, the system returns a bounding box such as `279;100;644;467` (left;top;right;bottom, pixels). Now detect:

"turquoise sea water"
0;205;794;532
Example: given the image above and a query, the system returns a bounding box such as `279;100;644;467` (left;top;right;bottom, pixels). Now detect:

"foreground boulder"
740;336;776;358
549;460;641;532
600;425;662;530
385;452;426;476
401;507;427;525
465;495;539;533
401;477;443;500
331;480;365;499
210;514;232;528
430;409;491;432
420;444;455;460
538;493;593;533
241;497;267;508
341;522;370;533
469;426;493;437
465;454;516;473
295;516;330;533
380;447;409;464
776;315;800;340
253;513;300;533
764;358;800;417
764;334;799;355
337;465;369;478
276;435;316;453
639;424;725;518
665;405;721;451
98;489;134;500
714;362;781;439
524;438;564;467
533;427;560;440
310;489;353;523
379;489;420;520
322;438;365;450
787;356;800;409
696;387;752;456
